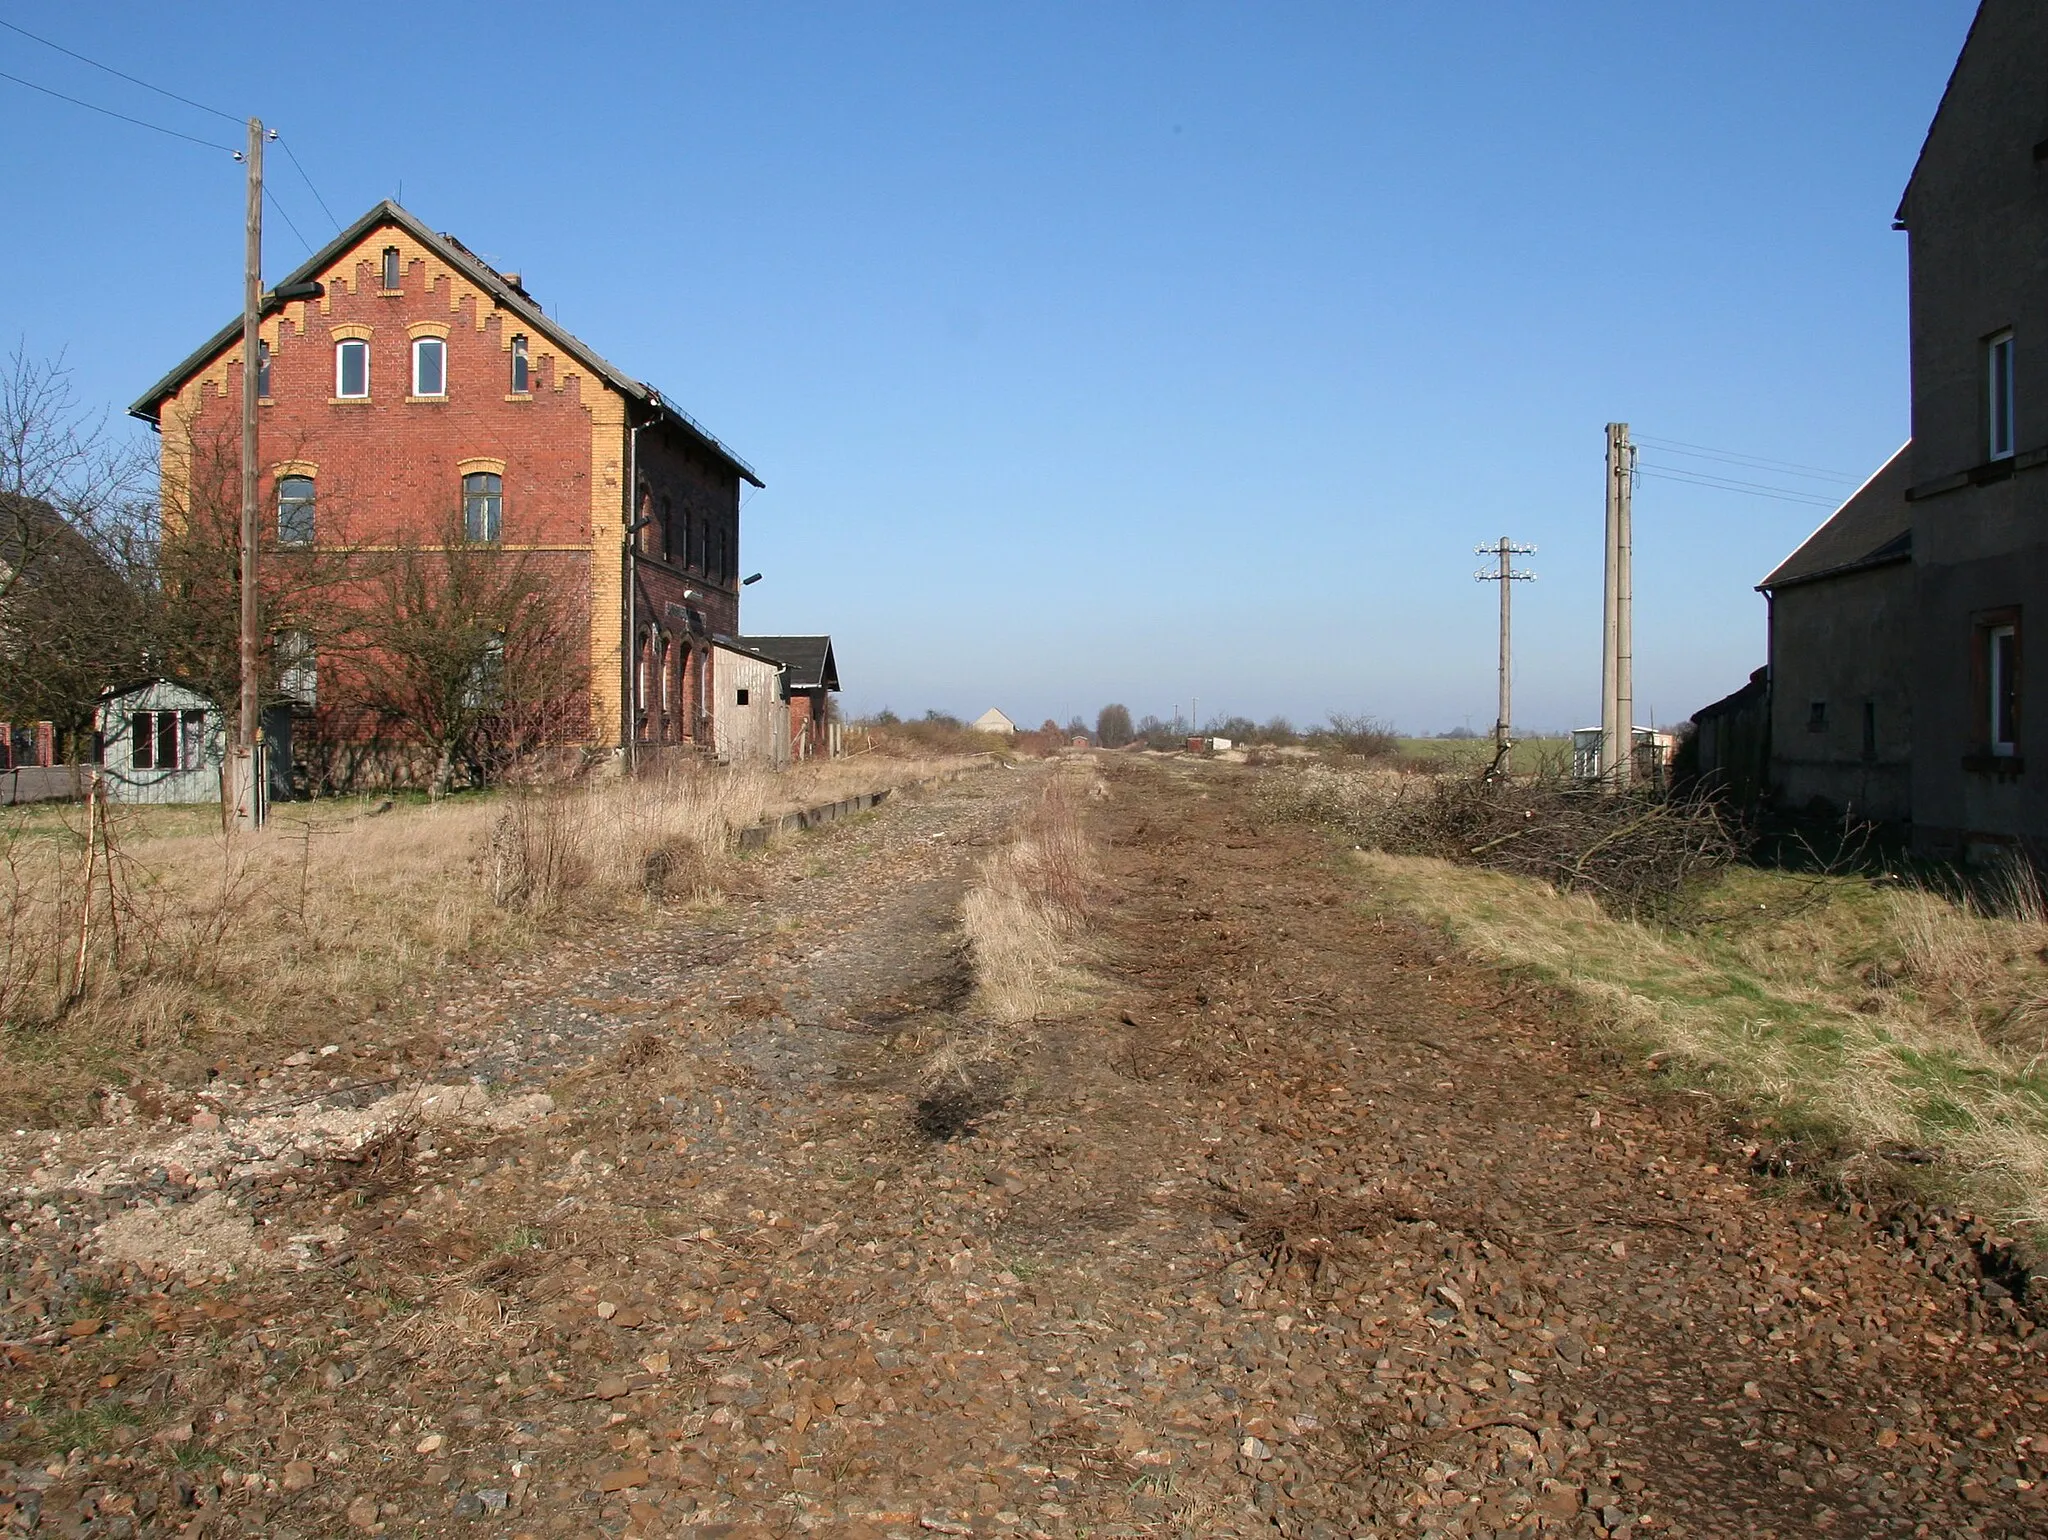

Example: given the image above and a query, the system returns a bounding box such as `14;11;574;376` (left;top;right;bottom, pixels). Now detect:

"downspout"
624;407;651;773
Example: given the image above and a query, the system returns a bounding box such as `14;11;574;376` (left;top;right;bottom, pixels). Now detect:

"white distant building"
971;708;1017;737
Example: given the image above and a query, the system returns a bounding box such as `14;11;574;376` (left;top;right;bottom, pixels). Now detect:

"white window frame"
1990;623;2018;756
335;339;369;399
412;336;447;398
277;474;316;546
1989;329;2016;462
276;630;317;708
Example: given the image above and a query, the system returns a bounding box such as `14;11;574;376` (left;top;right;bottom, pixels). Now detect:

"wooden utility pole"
1474;537;1535;766
231;116;266;829
1600;422;1634;789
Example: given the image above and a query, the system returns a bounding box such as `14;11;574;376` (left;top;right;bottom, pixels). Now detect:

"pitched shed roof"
1757;445;1913;592
734;636;839;691
128;200;762;488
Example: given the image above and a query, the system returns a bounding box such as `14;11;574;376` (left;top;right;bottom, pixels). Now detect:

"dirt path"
1;756;2042;1539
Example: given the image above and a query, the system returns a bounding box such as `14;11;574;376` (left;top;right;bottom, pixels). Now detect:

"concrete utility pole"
1474;537;1535;766
232;116;265;831
1600;422;1635;789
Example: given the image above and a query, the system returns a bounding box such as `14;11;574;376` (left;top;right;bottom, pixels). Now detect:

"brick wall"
149;216;735;754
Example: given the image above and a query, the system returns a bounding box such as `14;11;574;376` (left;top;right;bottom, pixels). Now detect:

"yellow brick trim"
586;388;628;744
407;320;450;340
329;323;373;343
456;456;506;477
272;459;318;479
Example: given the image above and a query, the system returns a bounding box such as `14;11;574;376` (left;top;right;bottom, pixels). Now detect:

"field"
1393;734;1571;769
0;756;973;1126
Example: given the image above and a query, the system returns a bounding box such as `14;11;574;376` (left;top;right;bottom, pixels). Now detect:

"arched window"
509;334;529;394
659;496;674;561
412;337;446;397
660;637;674;714
277;475;315;545
335;339;369;398
463;472;502;543
381;246;401;290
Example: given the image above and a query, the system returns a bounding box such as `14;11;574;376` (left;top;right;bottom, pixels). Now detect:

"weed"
33;1398;141;1455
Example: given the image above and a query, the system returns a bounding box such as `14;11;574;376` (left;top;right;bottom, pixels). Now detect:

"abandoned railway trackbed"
0;756;2041;1539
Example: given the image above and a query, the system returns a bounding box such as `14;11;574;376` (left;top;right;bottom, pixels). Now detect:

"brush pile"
1257;764;1740;920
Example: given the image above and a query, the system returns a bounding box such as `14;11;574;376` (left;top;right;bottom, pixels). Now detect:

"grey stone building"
1758;448;1913;826
1757;0;2048;857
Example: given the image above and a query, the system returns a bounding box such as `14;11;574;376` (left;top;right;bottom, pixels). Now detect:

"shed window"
381;246;401;290
463;471;502;543
1807;700;1826;733
127;709;205;771
1989;330;2016;461
277;474;315;545
412;336;446;397
509;334;529;393
256;339;271;398
735;688;750;706
336;339;369;398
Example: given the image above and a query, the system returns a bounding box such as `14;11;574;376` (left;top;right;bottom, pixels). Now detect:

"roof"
1757;445;1913;592
971;708;1016;731
710;635;788;669
128;200;762;488
734;635;839;691
1692;666;1770;724
1894;0;1991;228
0;492;66;575
1;492;125;591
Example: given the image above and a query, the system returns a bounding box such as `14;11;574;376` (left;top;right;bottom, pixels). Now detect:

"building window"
1861;700;1876;763
256;340;271;398
735;688;750;706
463;471;502;543
276;630;317;707
509;334;529;393
128;709;206;772
277;474;315;546
381;246;401;290
463;635;506;710
659;496;674;562
1990;623;2019;756
717;527;728;581
1989;329;2016;461
412;336;446;397
336;338;369;399
1807;700;1826;733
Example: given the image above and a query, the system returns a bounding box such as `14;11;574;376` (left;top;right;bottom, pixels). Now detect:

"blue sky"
0;2;1976;732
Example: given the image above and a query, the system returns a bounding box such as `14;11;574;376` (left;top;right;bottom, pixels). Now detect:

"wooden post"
233;116;265;829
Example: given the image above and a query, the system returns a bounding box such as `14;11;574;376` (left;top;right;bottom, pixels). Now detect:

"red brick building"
130;200;763;761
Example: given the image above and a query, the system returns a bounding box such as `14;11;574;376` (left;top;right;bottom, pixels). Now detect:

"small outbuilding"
711;639;791;768
736;635;842;760
96;680;225;804
971;708;1017;737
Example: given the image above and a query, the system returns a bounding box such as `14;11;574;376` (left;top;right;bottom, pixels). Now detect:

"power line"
264;187;312;256
1636;464;1838;508
1633;434;1855;483
0;16;240;122
276;134;341;233
0;67;239;153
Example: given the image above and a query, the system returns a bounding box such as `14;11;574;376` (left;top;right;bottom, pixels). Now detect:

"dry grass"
0;756;972;1125
958;760;1104;1027
1354;849;2048;1231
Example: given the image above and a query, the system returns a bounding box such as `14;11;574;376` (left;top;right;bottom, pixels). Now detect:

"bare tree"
0;345;154;747
344;514;588;794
